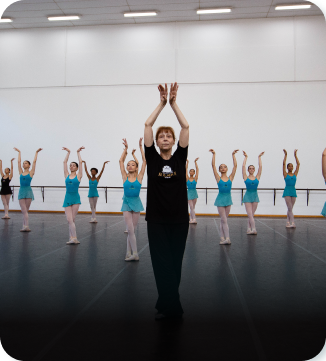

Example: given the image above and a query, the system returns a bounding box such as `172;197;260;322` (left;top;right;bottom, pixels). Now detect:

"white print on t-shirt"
158;165;176;179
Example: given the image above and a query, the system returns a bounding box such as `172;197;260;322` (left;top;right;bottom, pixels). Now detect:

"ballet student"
0;158;15;219
321;148;326;217
144;82;189;320
242;151;264;235
119;137;146;261
282;149;300;228
186;158;199;224
63;146;84;245
83;160;109;223
209;149;238;245
14;147;42;232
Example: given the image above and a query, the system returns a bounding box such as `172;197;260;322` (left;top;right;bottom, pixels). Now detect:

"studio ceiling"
0;0;323;29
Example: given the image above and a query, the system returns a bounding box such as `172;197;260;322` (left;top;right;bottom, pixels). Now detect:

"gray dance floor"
0;212;325;361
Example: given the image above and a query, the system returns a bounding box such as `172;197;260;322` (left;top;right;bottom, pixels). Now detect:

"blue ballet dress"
18;173;34;200
322;182;326;217
282;174;297;198
121;178;144;212
63;176;81;207
88;179;99;198
214;178;233;207
243;178;260;203
187;179;198;200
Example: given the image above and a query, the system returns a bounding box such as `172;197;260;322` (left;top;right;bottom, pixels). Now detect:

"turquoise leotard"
282;174;297;198
63;176;81;207
88;179;99;198
214;178;233;207
243;178;260;203
187;179;198;200
121;178;144;212
18;173;34;200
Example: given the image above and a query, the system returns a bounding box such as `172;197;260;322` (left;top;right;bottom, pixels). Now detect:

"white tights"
19;198;32;227
65;204;80;239
245;202;258;230
218;206;231;239
284;196;296;224
188;199;197;220
89;197;98;218
1;194;11;216
123;211;140;256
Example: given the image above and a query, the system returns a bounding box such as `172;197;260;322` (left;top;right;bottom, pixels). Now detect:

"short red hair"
155;126;176;141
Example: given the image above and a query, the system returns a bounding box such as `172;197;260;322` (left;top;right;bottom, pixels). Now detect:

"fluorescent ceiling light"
124;12;157;17
48;16;80;21
275;4;311;10
0;18;12;23
197;8;231;14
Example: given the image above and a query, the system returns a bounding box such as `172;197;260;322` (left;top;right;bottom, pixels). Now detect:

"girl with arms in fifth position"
209;149;238;245
242;151;264;235
0;157;15;219
14;147;42;231
83;160;109;223
63;146;84;245
186;158;199;224
282;149;300;228
119;137;146;261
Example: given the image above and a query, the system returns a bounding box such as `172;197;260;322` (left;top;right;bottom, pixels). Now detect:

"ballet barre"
7;186;326;206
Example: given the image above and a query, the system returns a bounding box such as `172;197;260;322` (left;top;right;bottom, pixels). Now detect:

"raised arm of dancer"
230;150;239;182
0;160;3;178
256;152;264;181
209;149;220;183
195;158;199;182
294;149;300;176
138;138;147;184
132;149;139;167
283;149;288;178
30;148;43;178
63;148;70;178
169;82;189;148
97;161;109;182
242;151;248;181
9;158;14;180
76;146;84;182
322;148;326;182
83;161;91;180
144;84;167;147
13;148;23;175
186;159;189;181
119;139;128;183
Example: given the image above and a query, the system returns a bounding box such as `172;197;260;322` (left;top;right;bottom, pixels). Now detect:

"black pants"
147;222;189;316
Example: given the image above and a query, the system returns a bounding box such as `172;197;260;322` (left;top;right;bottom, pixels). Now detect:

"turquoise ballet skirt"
243;190;259;203
282;175;297;198
121;195;144;212
18;174;34;200
63;176;81;208
187;179;198;200
214;178;233;207
88;179;99;198
321;202;326;217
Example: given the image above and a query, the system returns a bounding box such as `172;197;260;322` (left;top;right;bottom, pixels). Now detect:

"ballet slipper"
193;219;197;224
66;237;79;245
247;228;252;234
125;252;132;259
251;229;257;235
124;230;128;233
89;218;94;223
93;218;98;223
286;222;292;228
220;238;231;245
125;254;139;261
2;215;10;219
20;226;27;232
25;227;31;232
291;223;296;228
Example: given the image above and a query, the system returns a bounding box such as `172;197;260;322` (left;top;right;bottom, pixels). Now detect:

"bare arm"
30;148;42;178
76;147;84;182
194;158;199;182
83;161;91;180
132;149;139;167
9;158;15;180
170;83;189;148
229;150;239;182
322;148;326;182
138;138;147;184
14;148;23;175
294;149;300;176
63;148;70;179
97;161;109;182
256;152;264;180
242;151;248;181
144;84;167;147
119;139;128;183
0;160;3;178
186;159;189;181
283;149;288;178
209;149;220;183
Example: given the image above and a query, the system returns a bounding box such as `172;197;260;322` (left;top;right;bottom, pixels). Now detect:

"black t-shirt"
145;141;189;224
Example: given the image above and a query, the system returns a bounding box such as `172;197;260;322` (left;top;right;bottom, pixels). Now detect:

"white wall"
1;16;326;216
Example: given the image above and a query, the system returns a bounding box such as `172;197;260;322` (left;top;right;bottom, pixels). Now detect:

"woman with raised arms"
83;160;109;223
186;158;199;224
242;151;264;235
119;137;146;261
0;157;15;219
14;147;42;231
209;149;238;245
144;82;189;320
282;149;300;228
63;146;84;245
